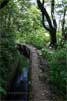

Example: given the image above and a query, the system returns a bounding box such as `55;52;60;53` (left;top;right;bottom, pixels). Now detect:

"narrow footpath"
29;46;64;101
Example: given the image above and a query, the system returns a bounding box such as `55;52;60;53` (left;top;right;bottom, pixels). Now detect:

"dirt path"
30;46;64;101
30;47;51;101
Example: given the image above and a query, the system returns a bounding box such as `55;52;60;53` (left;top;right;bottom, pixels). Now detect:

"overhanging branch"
37;0;53;29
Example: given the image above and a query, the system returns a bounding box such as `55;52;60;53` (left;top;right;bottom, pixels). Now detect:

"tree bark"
37;0;57;47
62;8;66;39
50;29;57;47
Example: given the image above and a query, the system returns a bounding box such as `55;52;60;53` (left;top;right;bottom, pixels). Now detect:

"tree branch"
42;12;50;31
37;0;53;29
62;7;66;36
51;0;57;29
51;0;54;19
42;0;44;6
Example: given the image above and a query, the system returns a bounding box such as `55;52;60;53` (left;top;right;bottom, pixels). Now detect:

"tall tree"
37;0;57;47
56;0;67;40
62;7;66;40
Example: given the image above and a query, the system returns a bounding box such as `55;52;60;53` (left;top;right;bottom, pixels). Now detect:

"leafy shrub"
42;48;67;95
18;31;50;49
0;31;18;96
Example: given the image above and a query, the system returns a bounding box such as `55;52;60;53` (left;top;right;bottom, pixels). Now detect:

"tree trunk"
50;29;57;47
37;0;57;48
62;8;66;38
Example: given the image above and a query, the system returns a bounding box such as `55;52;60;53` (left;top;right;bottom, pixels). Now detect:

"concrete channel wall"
1;58;19;100
0;43;38;100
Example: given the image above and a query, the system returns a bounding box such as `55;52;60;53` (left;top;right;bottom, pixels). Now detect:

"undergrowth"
42;44;67;97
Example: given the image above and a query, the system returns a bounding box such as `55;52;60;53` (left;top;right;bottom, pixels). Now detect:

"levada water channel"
5;54;30;101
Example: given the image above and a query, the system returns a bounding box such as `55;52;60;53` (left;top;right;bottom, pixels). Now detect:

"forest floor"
30;46;64;101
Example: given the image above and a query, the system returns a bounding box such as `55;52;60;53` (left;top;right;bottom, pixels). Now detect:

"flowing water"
6;68;29;101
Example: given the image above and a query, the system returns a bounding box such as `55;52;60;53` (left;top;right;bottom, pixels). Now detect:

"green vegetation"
18;54;29;72
42;44;67;95
0;0;67;99
0;0;30;96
